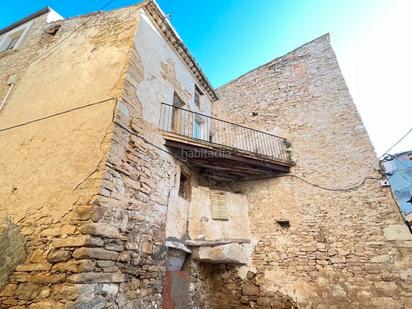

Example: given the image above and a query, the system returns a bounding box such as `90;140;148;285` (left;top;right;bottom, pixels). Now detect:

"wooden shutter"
210;191;228;220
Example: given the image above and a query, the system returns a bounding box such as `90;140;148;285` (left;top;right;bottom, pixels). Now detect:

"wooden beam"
165;139;289;173
186;239;251;247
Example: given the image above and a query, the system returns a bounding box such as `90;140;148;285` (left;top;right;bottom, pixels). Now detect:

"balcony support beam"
163;133;290;181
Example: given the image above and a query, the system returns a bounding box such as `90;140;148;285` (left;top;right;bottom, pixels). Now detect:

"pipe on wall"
0;81;16;111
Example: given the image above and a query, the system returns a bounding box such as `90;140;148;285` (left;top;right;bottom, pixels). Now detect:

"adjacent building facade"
0;1;411;308
381;151;412;223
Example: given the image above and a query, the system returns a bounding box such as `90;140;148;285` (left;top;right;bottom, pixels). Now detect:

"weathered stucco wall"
0;3;215;307
188;186;250;241
210;34;412;308
135;10;211;127
131;8;216;249
165;170;190;242
0;6;140;308
188;187;251;264
63;5;217;307
4;3;408;308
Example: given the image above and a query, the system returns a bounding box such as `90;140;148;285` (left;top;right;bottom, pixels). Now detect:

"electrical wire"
13;0;117;76
380;155;412;174
0;98;387;193
112;119;192;168
0;98;116;133
239;173;383;192
1;0;395;194
379;127;412;158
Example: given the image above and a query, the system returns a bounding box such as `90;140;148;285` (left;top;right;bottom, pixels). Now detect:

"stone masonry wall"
0;4;216;307
212;34;412;308
93;42;178;307
0;6;144;308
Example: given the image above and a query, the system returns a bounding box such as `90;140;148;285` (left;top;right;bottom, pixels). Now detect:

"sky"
0;0;411;156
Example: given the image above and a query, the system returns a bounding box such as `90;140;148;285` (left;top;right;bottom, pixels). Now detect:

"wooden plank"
162;134;290;180
164;139;290;172
162;131;292;166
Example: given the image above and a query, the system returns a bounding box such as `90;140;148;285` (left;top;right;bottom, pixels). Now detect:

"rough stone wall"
212;34;412;308
81;6;211;306
0;220;27;290
0;4;217;307
94;43;177;307
0;6;142;308
6;4;409;309
112;7;229;306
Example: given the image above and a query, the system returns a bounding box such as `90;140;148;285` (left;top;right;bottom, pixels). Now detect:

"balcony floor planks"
161;131;290;180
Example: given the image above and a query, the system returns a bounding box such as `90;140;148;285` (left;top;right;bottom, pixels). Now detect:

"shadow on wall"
0;218;26;289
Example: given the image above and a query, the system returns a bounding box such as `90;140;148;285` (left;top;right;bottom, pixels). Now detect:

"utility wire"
0;0;395;194
112;118;384;192
0;98;386;193
13;0;117;75
239;173;383;192
113;119;192;167
0;98;116;133
379;127;412;158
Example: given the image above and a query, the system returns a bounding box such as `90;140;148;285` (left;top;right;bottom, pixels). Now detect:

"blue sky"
1;0;411;155
0;0;377;87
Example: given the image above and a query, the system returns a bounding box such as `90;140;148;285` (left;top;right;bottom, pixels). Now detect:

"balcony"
159;103;292;180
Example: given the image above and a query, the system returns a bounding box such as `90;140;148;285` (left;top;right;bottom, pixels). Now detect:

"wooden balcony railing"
159;103;291;164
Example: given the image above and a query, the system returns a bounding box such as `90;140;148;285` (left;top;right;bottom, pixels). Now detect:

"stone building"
381;150;412;224
0;1;411;308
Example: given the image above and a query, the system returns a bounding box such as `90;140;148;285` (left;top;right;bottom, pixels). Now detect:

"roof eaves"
0;7;51;36
144;0;218;101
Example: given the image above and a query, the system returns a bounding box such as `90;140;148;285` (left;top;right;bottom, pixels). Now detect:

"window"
276;220;290;228
178;172;191;200
45;24;61;36
194;117;204;139
210;191;228;220
6;37;19;50
194;85;203;107
173;92;185;108
0;21;34;52
172;92;185;133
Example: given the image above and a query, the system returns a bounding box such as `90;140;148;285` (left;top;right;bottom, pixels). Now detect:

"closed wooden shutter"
210;191;228;220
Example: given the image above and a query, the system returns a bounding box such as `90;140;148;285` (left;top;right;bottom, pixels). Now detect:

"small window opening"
252;112;258;117
45;24;61;36
193;116;204;140
6;37;19;50
173;92;185;107
178;172;191;200
276;220;290;228
194;85;203;107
